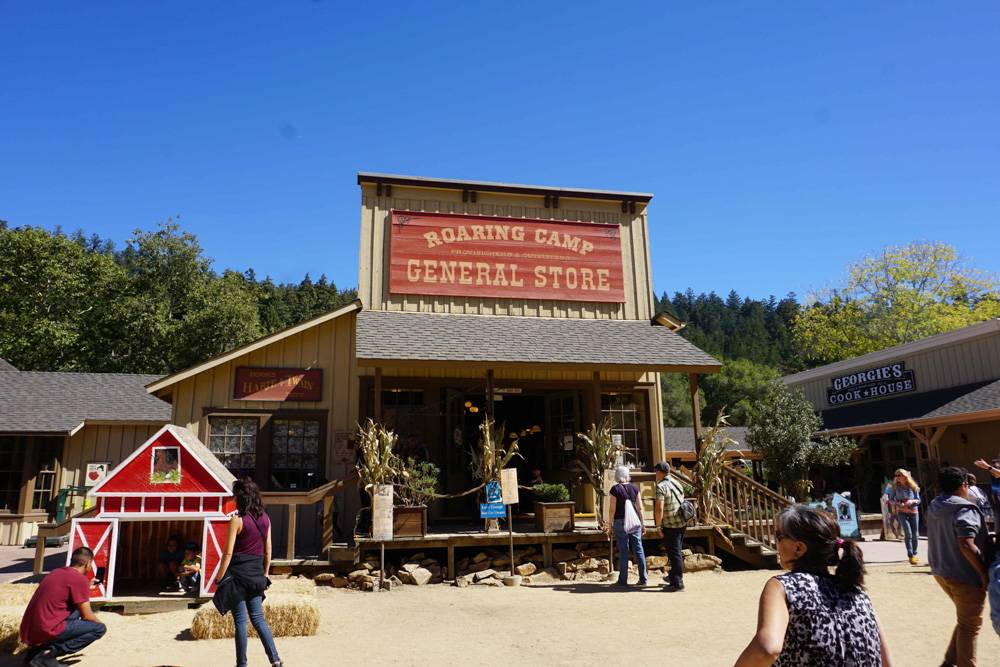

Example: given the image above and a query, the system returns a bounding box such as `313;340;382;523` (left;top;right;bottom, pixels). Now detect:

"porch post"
689;373;703;456
486;369;495;419
591;372;601;425
374;367;383;423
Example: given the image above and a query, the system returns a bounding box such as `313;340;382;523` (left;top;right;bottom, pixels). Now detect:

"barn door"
66;518;119;601
201;518;231;597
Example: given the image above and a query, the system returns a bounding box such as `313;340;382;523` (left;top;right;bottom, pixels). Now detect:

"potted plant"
393;458;439;537
532;482;575;532
355;419;403;536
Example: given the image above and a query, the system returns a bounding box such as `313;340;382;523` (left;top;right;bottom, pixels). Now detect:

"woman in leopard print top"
734;504;894;666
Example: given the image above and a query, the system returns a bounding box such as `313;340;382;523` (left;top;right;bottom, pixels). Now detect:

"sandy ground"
3;558;999;667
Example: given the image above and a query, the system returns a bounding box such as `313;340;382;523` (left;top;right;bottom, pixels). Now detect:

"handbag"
671;483;696;524
620;485;642;534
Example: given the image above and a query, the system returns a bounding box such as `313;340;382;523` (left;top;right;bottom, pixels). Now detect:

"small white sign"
500;468;519;505
372;484;394;541
611;434;622;446
562;435;574;451
602;469;617;525
85;462;110;487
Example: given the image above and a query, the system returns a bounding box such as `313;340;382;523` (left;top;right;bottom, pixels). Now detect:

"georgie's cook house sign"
388;211;625;303
234;367;322;402
827;362;916;406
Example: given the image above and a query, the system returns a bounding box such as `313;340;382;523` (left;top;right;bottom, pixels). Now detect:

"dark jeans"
180;570;201;590
662;526;686;585
900;511;919;558
233;594;280;667
44;610;106;657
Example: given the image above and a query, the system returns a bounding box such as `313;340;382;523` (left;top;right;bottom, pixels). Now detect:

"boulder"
681;548;693;557
555;562;570;575
478;578;504;587
472;552;489;563
491;554;511;568
426;564;442;578
401;563;421;574
314;573;349;588
410;567;434;586
347;569;369;582
419;558;437;568
473;568;497;582
523;546;537;556
575;571;604;582
407;552;426;563
455;574;472;588
271;565;293;576
645;555;670;570
526;554;545;564
579;548;607;559
456;557;470;572
684;553;722;572
514;562;536;576
524;567;561;585
576;558;601;571
552;548;577;562
397;570;413;585
468;560;493;573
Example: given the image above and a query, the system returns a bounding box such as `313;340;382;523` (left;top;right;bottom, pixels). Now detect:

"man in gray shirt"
927;466;990;667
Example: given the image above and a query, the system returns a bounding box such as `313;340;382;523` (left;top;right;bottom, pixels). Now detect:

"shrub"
533;483;570;503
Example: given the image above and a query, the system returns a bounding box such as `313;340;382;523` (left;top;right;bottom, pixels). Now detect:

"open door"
66;518;118;601
201;518;231;597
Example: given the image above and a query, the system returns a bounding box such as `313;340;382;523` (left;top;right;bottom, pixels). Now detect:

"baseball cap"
653;462;670;474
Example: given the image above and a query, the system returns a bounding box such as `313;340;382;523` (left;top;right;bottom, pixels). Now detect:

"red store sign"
389;211;625;303
233;368;322;402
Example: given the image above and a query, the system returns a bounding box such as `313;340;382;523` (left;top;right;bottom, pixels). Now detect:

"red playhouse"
71;425;237;601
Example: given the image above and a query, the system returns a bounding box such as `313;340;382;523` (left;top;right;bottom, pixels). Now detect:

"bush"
395;458;439;507
533;483;570;503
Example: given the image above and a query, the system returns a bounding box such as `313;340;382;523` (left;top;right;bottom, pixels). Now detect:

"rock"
524;567;561;585
577;558;601;571
410;567;433;586
456;557;470;572
271;565;293;576
397;570;413;585
579;548;606;558
430;577;443;585
468;560;493;573
693;545;705;554
523;546;537;556
646;556;670;570
315;573;349;588
472;552;489;563
681;548;693;557
575;571;604;582
575;543;589;551
473;568;497;582
458;569;472;577
522;576;531;584
360;580;374;592
347;569;369;582
491;554;510;568
426;564;442;578
361;562;375;571
401;563;421;574
419;558;437;567
556;562;570;575
407;552;426;563
455;575;471;588
684;553;722;572
478;578;504;587
514;562;536;576
526;554;545;564
598;563;610;575
440;567;448;579
552;548;577;562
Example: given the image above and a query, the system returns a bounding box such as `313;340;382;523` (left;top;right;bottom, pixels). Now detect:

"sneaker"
674;580;685;591
29;650;61;667
909;556;919;565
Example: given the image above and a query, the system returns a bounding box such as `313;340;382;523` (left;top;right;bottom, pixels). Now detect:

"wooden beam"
286;504;297;560
689;374;703;456
929;424;949;449
591;372;601;426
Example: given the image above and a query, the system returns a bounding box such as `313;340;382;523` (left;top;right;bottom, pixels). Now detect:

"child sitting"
177;543;202;593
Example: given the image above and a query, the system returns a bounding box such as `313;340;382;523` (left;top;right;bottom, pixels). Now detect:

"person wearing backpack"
606;465;647;587
653;461;690;592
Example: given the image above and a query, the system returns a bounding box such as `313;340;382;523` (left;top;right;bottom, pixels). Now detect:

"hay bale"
190;594;320;640
0;583;38;606
266;577;315;597
0;606;28;654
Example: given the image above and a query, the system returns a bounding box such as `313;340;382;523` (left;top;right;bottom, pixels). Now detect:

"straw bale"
267;577;316;597
0;584;38;606
0;606;28;654
190;595;320;640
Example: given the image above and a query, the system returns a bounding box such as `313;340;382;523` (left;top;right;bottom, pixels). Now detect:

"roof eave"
355;357;721;373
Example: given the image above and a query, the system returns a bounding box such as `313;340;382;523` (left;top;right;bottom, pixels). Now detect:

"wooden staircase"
714;525;781;569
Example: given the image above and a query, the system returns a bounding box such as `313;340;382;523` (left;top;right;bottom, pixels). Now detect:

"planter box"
393;505;427;537
534;501;575;533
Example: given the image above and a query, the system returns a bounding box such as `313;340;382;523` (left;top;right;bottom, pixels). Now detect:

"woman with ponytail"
734;504;893;667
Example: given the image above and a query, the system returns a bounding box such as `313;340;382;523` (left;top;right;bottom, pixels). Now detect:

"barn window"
208;417;258;479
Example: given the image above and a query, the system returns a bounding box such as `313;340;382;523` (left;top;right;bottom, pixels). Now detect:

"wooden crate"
392;506;427;537
534;502;575;532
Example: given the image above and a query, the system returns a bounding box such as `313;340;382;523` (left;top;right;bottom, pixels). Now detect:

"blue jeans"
180;570;200;590
900;511;919;558
46;609;106;657
612;518;646;585
233;594;279;667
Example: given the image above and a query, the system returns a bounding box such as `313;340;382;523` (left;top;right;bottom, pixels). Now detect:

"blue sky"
2;2;998;302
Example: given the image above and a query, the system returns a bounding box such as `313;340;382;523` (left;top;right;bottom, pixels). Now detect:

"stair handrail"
33;505;99;575
716;465;792;551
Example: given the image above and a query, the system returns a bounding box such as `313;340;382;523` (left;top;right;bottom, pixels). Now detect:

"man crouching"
20;547;107;667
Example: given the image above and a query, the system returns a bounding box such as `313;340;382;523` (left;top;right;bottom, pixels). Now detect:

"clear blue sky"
2;3;998;302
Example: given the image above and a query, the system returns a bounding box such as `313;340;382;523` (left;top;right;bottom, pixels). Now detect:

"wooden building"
784;319;1000;509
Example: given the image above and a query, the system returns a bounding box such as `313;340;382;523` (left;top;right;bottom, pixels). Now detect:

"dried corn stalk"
574;419;622;525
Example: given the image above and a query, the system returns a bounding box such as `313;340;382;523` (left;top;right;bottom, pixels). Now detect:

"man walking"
927;466;990;667
653;461;687;592
20;547;107;667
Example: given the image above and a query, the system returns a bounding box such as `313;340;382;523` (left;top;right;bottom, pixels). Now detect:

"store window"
271;419;321;490
601;392;649;468
0;437;27;511
31;438;61;511
208;417;259;479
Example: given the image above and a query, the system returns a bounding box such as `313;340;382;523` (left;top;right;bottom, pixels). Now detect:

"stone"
360;580;374;592
419;558;437;567
681;548;693;557
430;576;443;585
472;552;489;563
361;562;375;571
576;558;600;571
401;563;421;574
523;546;537;556
397;570;413;585
646;556;670;570
347;569;369;582
271;566;293;576
598;564;610;575
426;564;442;578
456;557;470;572
684;553;722;572
575;570;604;582
455;575;471;588
522;577;531;584
575;543;590;552
407;552;426;562
478;578;504;587
693;545;705;554
524;567;561;585
315;573;349;588
491;555;511;568
458;569;472;577
526;554;545;564
555;562;570;575
410;567;433;586
440;567;448;579
579;548;606;559
514;562;536;576
389;576;404;587
473;568;497;582
468;560;493;573
552;548;577;562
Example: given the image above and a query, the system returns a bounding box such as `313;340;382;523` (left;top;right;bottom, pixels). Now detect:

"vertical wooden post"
507;505;515;577
33;529;47;575
486;369;495;419
286;504;297;560
374;368;383;423
591;372;601;424
322;493;334;551
380;542;385;591
689;373;703;456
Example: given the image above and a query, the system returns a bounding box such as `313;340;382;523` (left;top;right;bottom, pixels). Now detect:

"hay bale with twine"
0;583;38;606
190;594;319;640
265;577;316;597
0;606;28;654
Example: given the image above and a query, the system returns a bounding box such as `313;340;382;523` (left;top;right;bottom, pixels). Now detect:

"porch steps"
713;526;781;569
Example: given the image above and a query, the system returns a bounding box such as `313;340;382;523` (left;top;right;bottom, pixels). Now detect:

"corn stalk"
574;419;623;527
692;409;741;544
471;417;521;485
356;419;404;492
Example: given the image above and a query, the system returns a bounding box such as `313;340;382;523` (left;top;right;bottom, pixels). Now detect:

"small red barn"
72;425;237;600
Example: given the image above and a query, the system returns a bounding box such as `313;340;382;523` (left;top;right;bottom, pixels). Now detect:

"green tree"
746;382;856;497
793;241;1000;367
660;372;703;427
698;358;780;426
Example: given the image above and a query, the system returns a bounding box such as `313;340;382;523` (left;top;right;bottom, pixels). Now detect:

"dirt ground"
3;562;999;667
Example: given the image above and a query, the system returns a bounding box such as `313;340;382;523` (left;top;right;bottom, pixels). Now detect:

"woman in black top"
606;465;647;587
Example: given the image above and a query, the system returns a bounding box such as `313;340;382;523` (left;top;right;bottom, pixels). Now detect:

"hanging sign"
85;462;111;487
389;210;625;303
827;361;916;406
332;430;355;463
372;484;394;541
500;468;519;505
233;368;322;402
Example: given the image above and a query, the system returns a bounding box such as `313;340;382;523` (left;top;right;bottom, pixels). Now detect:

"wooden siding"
169;312;358;482
939;419;1000;480
358;184;655;320
790;332;1000;411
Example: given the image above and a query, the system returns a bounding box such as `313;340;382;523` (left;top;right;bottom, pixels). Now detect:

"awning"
355;310;720;373
818;378;1000;435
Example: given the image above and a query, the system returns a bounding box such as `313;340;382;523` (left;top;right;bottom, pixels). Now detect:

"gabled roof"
663;426;750;454
355;310;720;372
0;371;170;434
0;358;17;372
147;300;362;395
90;424;235;496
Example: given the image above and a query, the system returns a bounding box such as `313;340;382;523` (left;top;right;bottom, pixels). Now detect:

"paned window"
601;392;648;468
208;418;258;479
31;438;61;511
271;419;321;490
0;437;27;511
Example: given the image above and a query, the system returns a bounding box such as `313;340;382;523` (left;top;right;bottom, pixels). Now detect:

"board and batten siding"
168;311;358;481
358;184;656;321
789;331;1000;412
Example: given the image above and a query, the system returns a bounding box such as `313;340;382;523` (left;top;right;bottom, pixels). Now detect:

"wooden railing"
261;468;359;558
714;466;791;551
33;506;98;574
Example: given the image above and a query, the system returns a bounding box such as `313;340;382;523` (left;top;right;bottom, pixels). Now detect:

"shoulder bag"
620;484;643;534
671;482;696;524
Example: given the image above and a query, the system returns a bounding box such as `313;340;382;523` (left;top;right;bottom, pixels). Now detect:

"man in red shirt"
20;547;107;667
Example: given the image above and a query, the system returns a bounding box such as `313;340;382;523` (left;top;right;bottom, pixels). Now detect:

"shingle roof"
167;425;237;491
0;358;16;372
355;310;720;370
819;379;1000;433
663;426;750;453
0;372;171;434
